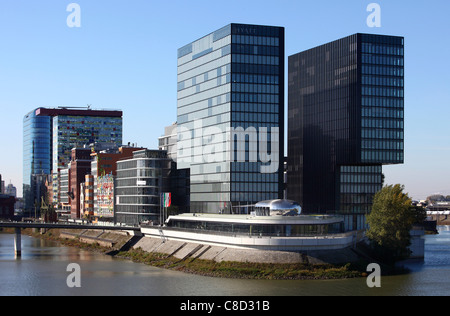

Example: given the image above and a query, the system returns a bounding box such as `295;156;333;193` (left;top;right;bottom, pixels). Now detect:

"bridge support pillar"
14;228;21;257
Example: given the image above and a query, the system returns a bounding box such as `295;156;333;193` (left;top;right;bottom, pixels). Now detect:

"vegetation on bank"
366;184;427;264
116;248;366;280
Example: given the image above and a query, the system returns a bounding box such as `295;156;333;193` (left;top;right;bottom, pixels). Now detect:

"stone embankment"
11;228;367;279
131;234;361;265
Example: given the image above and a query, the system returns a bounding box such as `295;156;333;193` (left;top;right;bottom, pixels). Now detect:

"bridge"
0;221;141;257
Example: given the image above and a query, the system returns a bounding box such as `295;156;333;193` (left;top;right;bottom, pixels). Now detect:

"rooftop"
166;213;344;225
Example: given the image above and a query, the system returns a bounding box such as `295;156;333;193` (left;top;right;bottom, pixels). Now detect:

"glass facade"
288;33;404;218
360;34;404;164
52;113;122;206
167;217;344;237
22;107;123;212
23;110;52;213
115;150;171;225
177;24;285;213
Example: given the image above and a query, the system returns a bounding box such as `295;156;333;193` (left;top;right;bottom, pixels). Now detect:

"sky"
0;0;449;200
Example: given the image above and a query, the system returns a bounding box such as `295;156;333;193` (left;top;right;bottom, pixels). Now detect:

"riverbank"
2;227;382;280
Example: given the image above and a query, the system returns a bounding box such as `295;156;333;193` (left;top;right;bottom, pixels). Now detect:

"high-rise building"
177;23;285;213
288;33;404;229
0;175;4;194
23;107;123;214
5;182;17;198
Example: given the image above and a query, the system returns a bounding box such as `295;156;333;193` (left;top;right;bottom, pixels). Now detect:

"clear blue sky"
0;0;449;200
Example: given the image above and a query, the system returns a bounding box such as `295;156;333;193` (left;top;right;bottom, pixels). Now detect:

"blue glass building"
23;109;52;213
23;107;123;214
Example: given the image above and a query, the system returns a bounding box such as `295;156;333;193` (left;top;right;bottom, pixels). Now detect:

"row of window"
233;102;279;114
117;196;160;205
340;165;382;173
362;96;404;108
362;85;404;98
232;54;279;66
232;171;279;183
362;107;404;119
232;82;279;94
361;128;404;140
232;35;280;47
231;192;279;204
231;182;279;193
361;43;404;56
232;111;279;124
231;162;280;174
362;118;403;129
361;150;404;162
361;75;404;87
340;173;382;185
115;178;162;188
116;169;163;179
231;92;280;104
340;183;381;194
231;122;280;129
232;43;280;56
233;63;280;75
362;65;404;77
362;140;404;151
117;159;167;170
178;74;231;99
232;73;279;85
362;54;404;66
340;193;375;206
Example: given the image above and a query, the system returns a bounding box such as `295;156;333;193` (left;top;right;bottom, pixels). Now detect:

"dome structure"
254;199;302;216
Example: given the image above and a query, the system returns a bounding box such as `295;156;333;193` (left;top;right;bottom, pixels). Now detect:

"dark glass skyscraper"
288;33;404;229
177;23;285;213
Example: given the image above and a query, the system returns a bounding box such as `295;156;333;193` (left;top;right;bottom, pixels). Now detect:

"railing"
143;225;356;239
0;220;140;231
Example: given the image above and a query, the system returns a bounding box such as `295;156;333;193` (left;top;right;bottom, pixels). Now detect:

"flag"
161;193;171;208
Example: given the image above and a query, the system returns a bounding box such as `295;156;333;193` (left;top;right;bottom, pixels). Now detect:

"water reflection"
1;227;450;296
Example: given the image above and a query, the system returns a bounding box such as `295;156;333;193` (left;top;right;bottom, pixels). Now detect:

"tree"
366;184;417;263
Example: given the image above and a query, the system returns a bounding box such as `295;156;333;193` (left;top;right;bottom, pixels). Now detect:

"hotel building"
177;23;285;213
288;33;405;229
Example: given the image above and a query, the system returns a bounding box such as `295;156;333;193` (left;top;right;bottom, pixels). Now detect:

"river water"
1;226;449;296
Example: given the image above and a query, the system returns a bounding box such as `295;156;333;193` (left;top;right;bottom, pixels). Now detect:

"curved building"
140;200;357;252
254;199;301;216
115;149;171;225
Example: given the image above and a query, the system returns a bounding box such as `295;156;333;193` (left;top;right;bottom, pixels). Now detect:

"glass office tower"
23;107;123;213
177;23;285;213
23;110;52;214
288;33;404;228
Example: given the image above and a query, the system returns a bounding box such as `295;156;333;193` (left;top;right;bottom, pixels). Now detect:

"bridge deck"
0;222;140;231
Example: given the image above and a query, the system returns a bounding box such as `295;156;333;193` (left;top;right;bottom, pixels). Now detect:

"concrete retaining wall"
135;229;362;264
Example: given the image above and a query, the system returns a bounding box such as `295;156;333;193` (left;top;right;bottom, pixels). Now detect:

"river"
1;226;450;296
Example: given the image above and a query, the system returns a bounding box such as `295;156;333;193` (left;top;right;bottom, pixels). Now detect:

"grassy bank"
3;227;368;280
117;248;366;280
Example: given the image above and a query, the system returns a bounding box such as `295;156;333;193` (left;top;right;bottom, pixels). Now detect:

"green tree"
366;184;417;263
